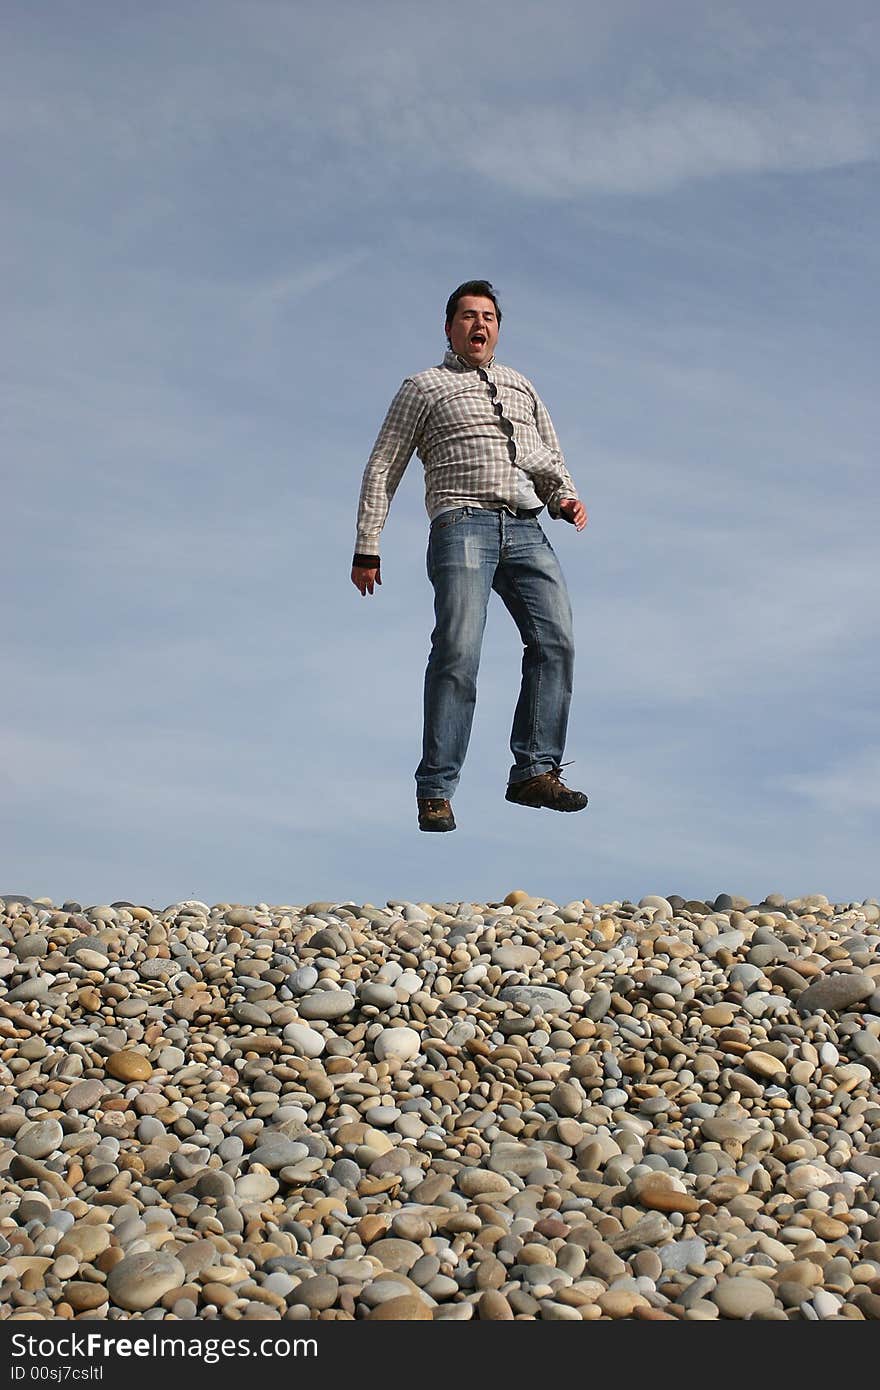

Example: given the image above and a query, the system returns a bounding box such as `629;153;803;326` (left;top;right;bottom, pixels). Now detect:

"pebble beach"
2;888;880;1323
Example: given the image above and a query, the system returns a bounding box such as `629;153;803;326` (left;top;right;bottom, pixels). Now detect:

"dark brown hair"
444;280;502;332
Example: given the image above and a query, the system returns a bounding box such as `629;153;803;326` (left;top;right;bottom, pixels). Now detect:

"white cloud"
4;8;877;200
784;746;880;814
447;97;876;197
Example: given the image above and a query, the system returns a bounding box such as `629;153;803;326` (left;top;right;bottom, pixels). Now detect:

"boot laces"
543;763;579;802
547;762;575;784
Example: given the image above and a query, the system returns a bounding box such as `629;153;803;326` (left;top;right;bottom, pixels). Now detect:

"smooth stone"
15;1120;64;1160
366;1295;432;1320
796;973;876;1014
282;1022;326;1057
292;1274;339;1310
62;1080;107;1112
65;1283;110;1312
359;983;398;1009
156;1046;186;1071
711;1277;777;1319
234;1173;280;1201
288;967;319;993
491;946;541;970
499;985;570;1013
56;1226;111;1261
373;1027;421;1063
297;991;357;1020
702;931;745;956
659;1238;707;1271
249;1140;309;1170
458;1169;515;1198
638;896;673;920
233;1002;273;1026
106;1251;186;1312
106;1052;153;1081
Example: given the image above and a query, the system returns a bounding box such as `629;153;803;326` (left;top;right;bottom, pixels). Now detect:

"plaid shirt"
354;350;579;559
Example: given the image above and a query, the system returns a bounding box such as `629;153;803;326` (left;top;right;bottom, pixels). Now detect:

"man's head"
445;279;501;367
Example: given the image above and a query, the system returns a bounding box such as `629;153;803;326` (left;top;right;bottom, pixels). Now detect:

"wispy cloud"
5;8;877;201
785;746;880;814
392;96;877;198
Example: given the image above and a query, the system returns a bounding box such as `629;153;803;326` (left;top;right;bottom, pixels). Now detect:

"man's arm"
351;380;428;596
531;388;588;529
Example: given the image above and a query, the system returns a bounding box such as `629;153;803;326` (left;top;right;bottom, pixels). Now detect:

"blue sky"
4;1;878;909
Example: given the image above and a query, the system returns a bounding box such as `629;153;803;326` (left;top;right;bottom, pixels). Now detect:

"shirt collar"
444;348;496;372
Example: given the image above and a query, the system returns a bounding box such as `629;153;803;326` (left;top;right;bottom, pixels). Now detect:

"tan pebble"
437;1212;482;1234
457;1169;513;1198
704;1176;751;1202
474;1257;506;1290
789;1061;816;1085
785;1260;823;1287
356;1216;388;1244
478;1289;514;1320
743;1050;787;1079
556;1118;584;1146
472;1225;506;1248
811;1215;849;1240
358;1174;398;1196
106;1051;153;1082
9;1258;53;1278
641;1186;701;1214
558;922;589;940
200;1282;237;1307
57;1227;111;1262
571;1020;596;1038
597;1290;650;1317
697;1006;739;1028
366;1295;432;1320
518;1243;555;1266
391;1213;433;1241
64;1282;109;1312
627;1173;701;1214
503;891;529;907
311;1197;347;1219
553;1287;594;1307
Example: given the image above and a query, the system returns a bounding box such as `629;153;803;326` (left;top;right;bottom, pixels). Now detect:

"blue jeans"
415;507;575;800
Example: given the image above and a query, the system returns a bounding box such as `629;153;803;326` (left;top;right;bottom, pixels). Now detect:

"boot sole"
418;820;456;832
505;791;588;812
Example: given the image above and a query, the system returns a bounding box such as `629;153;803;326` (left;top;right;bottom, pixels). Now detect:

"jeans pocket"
431;507;470;532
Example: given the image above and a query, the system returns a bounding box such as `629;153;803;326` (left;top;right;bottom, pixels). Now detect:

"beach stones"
106;1252;187;1311
0;888;878;1321
373;1026;421;1062
297;990;357;1020
106;1051;153;1081
796;972;876;1015
14;1119;63;1159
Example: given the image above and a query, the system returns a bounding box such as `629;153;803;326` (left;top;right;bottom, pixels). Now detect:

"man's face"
446;295;499;367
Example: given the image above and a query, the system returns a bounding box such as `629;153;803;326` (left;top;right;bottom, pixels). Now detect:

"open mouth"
470;334;486;347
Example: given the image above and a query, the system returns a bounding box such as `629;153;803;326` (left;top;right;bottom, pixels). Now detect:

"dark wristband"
353;553;380;570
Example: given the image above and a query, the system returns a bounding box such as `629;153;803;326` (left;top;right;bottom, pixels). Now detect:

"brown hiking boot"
418;797;456;832
506;766;588;813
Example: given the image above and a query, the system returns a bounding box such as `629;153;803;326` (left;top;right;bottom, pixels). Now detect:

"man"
352;279;588;833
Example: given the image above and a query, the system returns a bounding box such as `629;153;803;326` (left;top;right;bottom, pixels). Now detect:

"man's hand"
351;565;381;596
559;497;588;531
